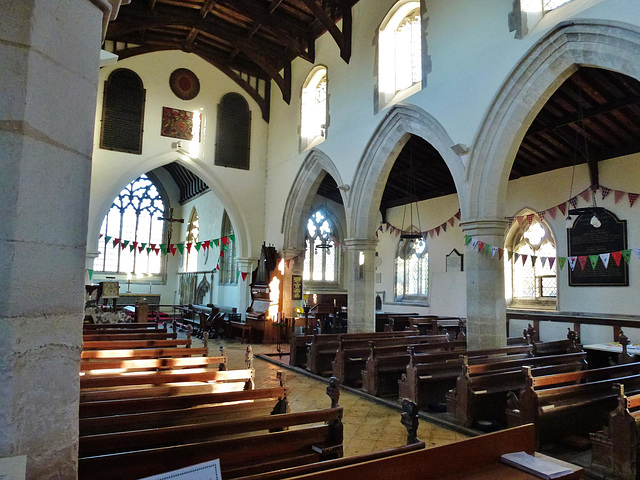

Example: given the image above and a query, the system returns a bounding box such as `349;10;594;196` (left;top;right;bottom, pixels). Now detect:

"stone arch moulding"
467;20;640;221
86;151;254;260
281;149;346;251
349;103;466;240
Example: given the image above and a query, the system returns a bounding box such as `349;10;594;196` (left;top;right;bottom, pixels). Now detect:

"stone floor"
200;336;469;457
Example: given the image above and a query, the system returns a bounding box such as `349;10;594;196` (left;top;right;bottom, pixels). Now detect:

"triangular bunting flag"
578;256;588;270
629;193;639;208
88;269;93;280
508;218;514;228
455;210;461;220
491;246;498;258
601;187;611;200
611;251;622;267
579;189;591;203
195;242;202;252
154;247;160;255
113;238;120;247
170;244;177;256
448;217;455;226
122;240;129;248
558;257;567;270
99;234;103;239
219;250;224;258
105;235;111;244
498;248;504;260
186;243;192;253
150;243;156;250
484;244;491;255
215;263;220;271
429;230;435;238
132;242;138;249
241;272;248;281
589;255;599;270
622;249;632;264
568;256;577;271
221;236;230;246
203;240;210;250
441;223;447;232
634;248;640;260
516;216;525;226
138;246;144;253
236;270;241;280
558;203;567;216
526;214;535;226
146;247;152;253
477;241;485;252
531;256;537;267
221;244;228;251
120;243;127;251
600;253;610;269
569;196;578;208
514;252;520;263
540;257;547;268
160;244;167;255
521;254;528;265
229;234;235;243
471;239;479;248
548;257;556;270
176;243;184;255
547;207;557;220
435;226;441;236
537;211;546;222
129;244;135;252
465;236;472;245
615;190;625;204
508;251;514;261
213;239;219;247
140;242;146;250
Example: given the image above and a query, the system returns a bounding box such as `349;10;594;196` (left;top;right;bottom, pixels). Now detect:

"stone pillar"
460;219;509;350
281;247;304;319
344;238;378;333
0;1;107;478
237;257;257;319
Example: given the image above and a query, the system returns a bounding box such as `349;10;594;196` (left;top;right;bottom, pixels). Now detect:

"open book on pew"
500;452;573;479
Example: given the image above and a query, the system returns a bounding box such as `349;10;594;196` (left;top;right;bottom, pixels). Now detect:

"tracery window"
395;236;428;301
94;174;165;274
303;209;338;283
219;210;237;284
506;216;557;306
378;1;422;109
185;208;199;273
301;67;328;151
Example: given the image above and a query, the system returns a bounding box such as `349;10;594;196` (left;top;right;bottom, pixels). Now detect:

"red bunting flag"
154;248;160;255
150;243;156;250
216;263;220;270
120;242;127;250
629;193;639;208
99;234;103;239
132;242;138;249
526;214;535;226
186;242;192;253
558;203;567;216
477;241;485;252
521;254;528;265
219;251;224;258
579;189;591;203
498;248;504;260
138;246;144;253
516;216;525;226
241;272;248;281
615;190;625;204
170;244;177;256
569;197;578;208
114;238;121;246
221;236;230;246
448;217;455;226
455;210;461;220
441;223;447;232
203;240;211;250
578;256;588;270
429;230;434;238
547;207;557;220
611;251;622;267
435;226;441;236
601;187;611;200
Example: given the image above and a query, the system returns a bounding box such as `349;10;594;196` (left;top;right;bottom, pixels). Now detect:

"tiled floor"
201;336;469;457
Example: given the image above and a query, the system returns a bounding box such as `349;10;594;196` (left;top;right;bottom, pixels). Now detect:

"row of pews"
79;322;431;479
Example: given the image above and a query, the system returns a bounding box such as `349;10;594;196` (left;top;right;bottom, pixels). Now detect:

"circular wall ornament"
170;68;200;100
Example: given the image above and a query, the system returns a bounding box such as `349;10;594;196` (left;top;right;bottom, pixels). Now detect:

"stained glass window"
303;209;338;282
395;237;428;300
94;174;165;274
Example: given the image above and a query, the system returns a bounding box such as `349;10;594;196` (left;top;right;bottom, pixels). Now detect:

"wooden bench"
78;378;344;480
80;354;228;374
331;335;466;388
306;331;423;376
398;344;534;411
448;351;587;428
590;383;640;480
82;331;177;341
81;346;209;360
83;322;160;330
250;424;582;480
507;362;640;447
82;330;201;350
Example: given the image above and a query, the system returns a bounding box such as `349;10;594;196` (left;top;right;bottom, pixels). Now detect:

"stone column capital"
237;257;258;271
342;237;379;251
282;247;305;260
459;219;509;237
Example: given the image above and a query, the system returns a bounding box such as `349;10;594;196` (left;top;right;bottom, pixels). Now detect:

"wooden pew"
306;331;424;376
359;337;462;396
590;383;640;480
248;424;582;480
448;352;587;427
78;378;344;480
332;334;456;387
82;336;197;350
83;322;159;330
82;331;177;341
80;354;228;374
398;344;534;410
81;346;209;360
507;362;640;447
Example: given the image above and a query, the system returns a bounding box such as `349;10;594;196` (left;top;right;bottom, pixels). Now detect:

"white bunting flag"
540;257;547;268
599;253;610;269
491;246;498;258
568;256;578;271
634;248;640;260
471;239;479;248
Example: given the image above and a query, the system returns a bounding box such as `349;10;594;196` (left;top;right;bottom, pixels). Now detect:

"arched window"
395;236;428;301
219;210;237;284
100;68;145;154
301;67;328;151
505;215;557;307
215;93;251;170
185;208;199;273
94;174;165;274
378;1;422;109
303;209;338;283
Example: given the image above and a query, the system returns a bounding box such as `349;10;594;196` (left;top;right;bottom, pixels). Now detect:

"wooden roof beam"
201;0;217;18
299;0;351;63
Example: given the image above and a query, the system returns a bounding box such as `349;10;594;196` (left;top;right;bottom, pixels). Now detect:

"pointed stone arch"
87;152;254;259
467;20;640;220
281;149;347;251
349;104;466;240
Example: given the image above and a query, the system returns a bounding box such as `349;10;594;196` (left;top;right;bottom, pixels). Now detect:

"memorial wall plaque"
446;248;463;272
292;275;303;300
567;208;628;286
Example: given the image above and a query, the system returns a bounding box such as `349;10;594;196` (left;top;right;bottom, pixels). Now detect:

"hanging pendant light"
400;139;424;241
315;193;333;254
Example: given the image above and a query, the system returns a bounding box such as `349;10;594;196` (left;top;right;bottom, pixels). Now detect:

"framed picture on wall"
446;249;463;272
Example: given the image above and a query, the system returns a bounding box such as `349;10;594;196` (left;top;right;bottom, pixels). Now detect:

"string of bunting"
377;210;462;238
464;234;640;271
507;184;639;227
99;233;235;257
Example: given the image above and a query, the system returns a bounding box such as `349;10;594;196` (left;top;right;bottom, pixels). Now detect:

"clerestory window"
301;67;328;151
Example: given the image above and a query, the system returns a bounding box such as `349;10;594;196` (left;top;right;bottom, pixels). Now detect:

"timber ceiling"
161;162;210;204
105;0;357;121
318;67;640;217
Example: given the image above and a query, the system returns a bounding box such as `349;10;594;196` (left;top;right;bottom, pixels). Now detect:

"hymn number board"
567;208;628;286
